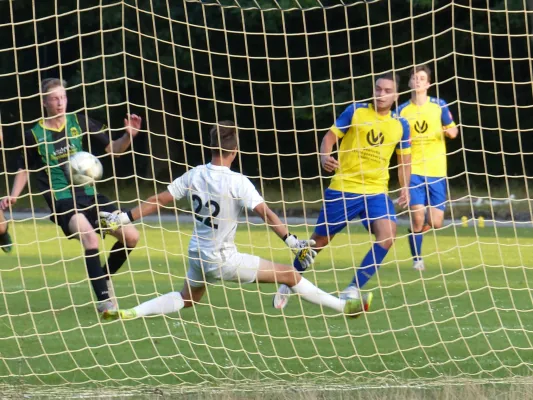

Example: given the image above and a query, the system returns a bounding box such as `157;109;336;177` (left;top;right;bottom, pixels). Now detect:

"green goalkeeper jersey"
20;113;111;201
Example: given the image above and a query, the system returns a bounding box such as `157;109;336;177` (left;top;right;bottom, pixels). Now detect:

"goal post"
1;0;532;396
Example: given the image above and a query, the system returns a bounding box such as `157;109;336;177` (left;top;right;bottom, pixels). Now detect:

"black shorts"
48;194;118;238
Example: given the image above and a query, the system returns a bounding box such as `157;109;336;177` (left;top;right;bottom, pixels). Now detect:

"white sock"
133;292;184;317
290;278;346;313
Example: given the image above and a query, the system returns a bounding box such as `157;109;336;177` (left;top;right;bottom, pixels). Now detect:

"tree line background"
0;0;531;197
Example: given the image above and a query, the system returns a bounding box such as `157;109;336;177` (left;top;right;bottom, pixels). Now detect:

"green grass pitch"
1;220;532;390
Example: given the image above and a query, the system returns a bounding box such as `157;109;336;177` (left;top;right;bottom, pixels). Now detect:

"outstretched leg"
259;259;370;317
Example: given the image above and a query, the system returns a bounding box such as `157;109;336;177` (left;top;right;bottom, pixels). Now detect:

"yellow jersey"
397;97;456;177
329;103;411;194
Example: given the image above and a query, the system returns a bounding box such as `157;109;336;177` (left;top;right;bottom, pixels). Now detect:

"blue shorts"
409;174;447;211
315;189;397;237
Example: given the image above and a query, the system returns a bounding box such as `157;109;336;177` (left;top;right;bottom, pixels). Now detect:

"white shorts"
186;250;261;287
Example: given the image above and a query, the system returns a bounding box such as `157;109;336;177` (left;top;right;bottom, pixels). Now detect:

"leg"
274;230;335;309
410;205;426;232
103;265;207;320
275;190;360;309
408;176;447;270
346;194;397;295
408;204;426;265
407;175;429;265
0;209;13;253
427;207;445;229
427;177;447;229
92;195;140;278
258;259;370;316
105;225;140;277
126;281;205;318
68;213;110;304
0;209;7;235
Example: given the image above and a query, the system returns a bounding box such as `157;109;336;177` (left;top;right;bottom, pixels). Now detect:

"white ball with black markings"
69;151;103;186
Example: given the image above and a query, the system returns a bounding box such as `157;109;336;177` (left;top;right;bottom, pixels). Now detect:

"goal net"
1;0;532;396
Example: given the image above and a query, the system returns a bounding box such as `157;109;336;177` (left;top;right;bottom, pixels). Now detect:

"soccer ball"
69;151;103;186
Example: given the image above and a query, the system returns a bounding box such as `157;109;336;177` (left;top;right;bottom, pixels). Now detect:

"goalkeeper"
99;121;370;320
397;65;458;271
0;78;142;313
274;72;411;309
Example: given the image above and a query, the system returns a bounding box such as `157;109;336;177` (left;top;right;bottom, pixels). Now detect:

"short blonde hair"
41;78;67;98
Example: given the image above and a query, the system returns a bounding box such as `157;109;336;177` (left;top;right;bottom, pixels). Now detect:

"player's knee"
411;215;425;231
124;228;140;248
311;233;330;253
379;237;395;250
430;219;443;229
80;231;99;250
275;266;299;287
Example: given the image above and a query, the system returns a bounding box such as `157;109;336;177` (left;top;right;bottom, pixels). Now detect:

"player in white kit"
99;121;372;320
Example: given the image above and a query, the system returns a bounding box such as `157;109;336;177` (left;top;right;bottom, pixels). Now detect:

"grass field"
1;220;533;396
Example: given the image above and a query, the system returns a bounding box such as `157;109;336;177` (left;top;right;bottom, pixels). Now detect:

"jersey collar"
410;97;430;107
39;118;66;132
370;104;392;120
207;163;230;171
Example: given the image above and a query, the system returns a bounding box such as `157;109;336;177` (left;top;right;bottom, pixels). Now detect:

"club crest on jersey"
70;127;79;137
414;120;428;134
366;129;384;146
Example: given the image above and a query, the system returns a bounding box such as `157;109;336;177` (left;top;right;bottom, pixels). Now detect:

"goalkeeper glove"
284;233;317;269
99;210;133;231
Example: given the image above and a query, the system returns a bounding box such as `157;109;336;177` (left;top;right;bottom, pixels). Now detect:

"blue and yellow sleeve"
438;98;456;129
395;117;411;155
330;103;356;138
396;100;410;117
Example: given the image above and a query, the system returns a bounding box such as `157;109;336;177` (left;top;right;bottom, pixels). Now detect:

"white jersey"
167;163;264;261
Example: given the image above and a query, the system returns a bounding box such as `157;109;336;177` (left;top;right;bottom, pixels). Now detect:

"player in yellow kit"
397;65;458;271
273;72;412;308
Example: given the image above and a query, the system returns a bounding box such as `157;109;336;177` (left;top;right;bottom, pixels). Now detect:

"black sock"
85;249;109;301
103;242;133;279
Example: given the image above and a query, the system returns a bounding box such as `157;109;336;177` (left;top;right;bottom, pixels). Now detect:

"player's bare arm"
253;202;317;263
99;190;174;227
397;153;411;209
0;169;29;210
320;130;339;173
105;113;143;155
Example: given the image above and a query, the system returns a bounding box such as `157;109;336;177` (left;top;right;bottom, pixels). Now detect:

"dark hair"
41;78;67;98
375;72;400;91
410;64;432;83
210;120;238;157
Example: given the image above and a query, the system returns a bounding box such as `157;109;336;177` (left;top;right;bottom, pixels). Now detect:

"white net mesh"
0;0;532;395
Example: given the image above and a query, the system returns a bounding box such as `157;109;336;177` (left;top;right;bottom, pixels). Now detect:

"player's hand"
124;114;143;138
321;155;339;173
99;211;131;231
284;234;317;268
398;187;410;209
0;196;17;211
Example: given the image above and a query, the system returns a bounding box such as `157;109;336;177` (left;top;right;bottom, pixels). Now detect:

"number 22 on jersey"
192;194;220;229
